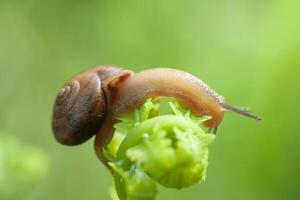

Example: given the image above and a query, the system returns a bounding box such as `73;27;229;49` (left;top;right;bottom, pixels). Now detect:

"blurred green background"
0;0;299;199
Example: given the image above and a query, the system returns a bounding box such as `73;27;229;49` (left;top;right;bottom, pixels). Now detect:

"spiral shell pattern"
52;65;126;145
52;71;106;145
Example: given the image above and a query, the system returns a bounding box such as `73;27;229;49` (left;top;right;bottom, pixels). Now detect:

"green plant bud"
111;162;157;200
119;115;215;189
107;98;215;200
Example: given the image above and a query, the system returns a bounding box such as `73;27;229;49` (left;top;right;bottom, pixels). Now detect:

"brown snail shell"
52;66;124;145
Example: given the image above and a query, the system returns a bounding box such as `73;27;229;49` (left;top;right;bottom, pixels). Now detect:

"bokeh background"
0;0;299;199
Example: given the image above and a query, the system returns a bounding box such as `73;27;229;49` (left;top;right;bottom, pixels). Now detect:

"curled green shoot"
105;98;215;200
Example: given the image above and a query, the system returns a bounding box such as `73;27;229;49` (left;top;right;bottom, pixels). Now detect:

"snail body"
52;65;260;167
110;68;225;127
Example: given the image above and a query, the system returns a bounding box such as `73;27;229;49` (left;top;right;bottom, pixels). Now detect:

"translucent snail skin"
52;65;261;167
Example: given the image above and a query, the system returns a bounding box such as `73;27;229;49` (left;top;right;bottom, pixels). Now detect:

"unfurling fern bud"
106;99;215;200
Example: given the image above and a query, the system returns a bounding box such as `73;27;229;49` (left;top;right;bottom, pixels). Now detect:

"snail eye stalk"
52;66;261;200
220;103;261;122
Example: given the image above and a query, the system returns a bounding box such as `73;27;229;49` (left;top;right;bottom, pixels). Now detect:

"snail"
52;65;261;168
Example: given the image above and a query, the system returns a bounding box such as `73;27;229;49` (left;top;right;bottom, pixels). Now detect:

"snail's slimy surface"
111;68;225;128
